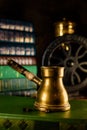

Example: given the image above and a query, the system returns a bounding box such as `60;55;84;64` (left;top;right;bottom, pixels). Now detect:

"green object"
0;65;37;79
0;78;37;92
0;96;87;130
0;66;37;93
0;96;86;122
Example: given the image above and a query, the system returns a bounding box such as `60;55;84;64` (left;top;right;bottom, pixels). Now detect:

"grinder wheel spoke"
42;34;87;93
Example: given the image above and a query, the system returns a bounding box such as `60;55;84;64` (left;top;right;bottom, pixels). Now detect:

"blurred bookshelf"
0;18;37;96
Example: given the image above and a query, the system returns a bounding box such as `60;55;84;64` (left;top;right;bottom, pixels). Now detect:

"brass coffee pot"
7;59;70;112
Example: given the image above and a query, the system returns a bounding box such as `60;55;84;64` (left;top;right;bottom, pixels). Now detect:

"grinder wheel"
42;34;87;93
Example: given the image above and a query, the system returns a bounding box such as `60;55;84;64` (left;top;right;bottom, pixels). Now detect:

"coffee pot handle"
7;59;42;86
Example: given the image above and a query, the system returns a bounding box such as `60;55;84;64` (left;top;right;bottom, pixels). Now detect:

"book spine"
0;56;37;65
0;18;34;32
0;29;35;43
0;89;37;97
0;45;36;56
0;78;37;92
0;65;37;79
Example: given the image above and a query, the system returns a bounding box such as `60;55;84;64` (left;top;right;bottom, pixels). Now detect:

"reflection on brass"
54;18;76;37
61;43;70;51
34;66;70;112
8;59;70;112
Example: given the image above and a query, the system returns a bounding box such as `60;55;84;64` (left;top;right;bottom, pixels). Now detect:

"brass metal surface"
34;66;70;112
54;18;76;37
8;59;70;112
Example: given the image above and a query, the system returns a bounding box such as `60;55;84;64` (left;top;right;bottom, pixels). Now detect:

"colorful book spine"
0;43;36;56
0;66;37;96
0;18;37;96
0;56;37;65
0;78;37;92
0;65;37;79
0;89;37;97
0;18;34;32
0;29;35;43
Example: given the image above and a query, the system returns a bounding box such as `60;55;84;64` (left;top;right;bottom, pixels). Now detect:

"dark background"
0;0;87;96
0;0;87;66
0;0;87;56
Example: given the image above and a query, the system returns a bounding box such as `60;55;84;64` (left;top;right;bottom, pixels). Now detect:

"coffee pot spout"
7;59;42;86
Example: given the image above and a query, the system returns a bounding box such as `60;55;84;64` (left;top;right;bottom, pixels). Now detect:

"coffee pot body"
8;59;70;112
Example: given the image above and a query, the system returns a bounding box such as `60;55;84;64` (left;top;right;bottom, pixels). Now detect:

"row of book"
0;65;37;79
0;56;36;65
0;18;37;96
0;18;34;32
0;29;35;43
0;46;36;56
0;65;37;96
0;89;37;97
0;78;37;91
